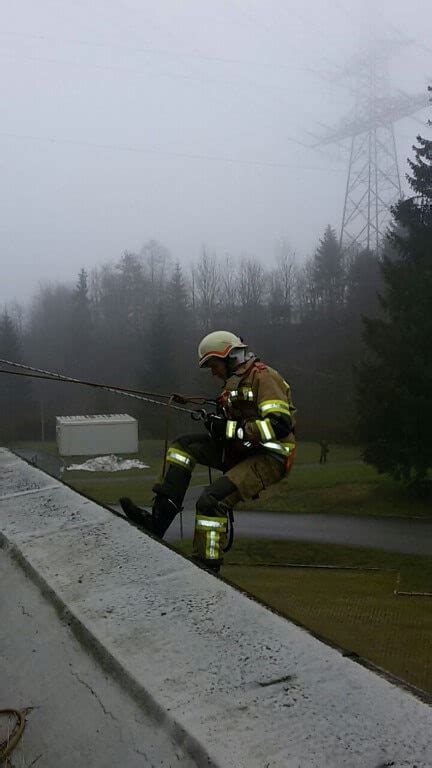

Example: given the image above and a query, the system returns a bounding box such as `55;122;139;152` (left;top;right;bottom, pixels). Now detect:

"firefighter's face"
206;358;227;380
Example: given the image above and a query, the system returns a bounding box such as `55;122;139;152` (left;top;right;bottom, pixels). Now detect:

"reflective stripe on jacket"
218;358;296;460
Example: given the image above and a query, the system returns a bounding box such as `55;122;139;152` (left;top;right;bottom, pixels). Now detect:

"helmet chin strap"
225;348;254;376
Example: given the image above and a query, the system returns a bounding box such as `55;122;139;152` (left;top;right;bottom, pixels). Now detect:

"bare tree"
296;259;319;319
140;239;171;290
237;256;265;309
194;246;221;329
275;242;296;308
268;242;297;324
219;254;239;308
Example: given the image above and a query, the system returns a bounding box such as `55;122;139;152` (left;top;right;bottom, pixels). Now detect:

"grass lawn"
63;439;165;499
11;439;430;517
238;448;431;519
12;438;212;505
13;438;166;474
175;537;432;694
13;440;60;457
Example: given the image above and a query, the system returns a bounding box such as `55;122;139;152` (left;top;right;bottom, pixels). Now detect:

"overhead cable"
0;131;345;172
0;358;209;415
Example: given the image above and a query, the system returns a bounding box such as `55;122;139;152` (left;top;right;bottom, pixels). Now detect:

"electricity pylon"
316;41;429;252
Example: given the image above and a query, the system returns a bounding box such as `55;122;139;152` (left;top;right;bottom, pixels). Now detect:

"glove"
204;414;227;440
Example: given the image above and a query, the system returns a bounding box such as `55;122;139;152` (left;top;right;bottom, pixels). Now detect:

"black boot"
155;463;191;506
120;462;190;539
151;493;181;537
149;462;192;537
119;497;155;533
119;494;180;538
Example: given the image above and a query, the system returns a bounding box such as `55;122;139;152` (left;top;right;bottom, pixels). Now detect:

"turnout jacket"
218;357;296;464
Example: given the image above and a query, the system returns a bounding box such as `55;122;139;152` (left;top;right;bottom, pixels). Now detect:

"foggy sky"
1;0;431;306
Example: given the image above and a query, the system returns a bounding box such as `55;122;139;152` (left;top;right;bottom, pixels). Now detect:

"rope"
223;509;235;553
0;358;214;416
0;358;215;549
162;395;175;478
0;709;26;762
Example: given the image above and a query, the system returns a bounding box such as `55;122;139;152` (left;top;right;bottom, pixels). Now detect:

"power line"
0;50;242;88
0;29;319;75
0;28;356;120
0;358;206;414
0;130;346;173
0;47;344;111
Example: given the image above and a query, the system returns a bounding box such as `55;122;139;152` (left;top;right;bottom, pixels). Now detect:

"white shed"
56;414;138;457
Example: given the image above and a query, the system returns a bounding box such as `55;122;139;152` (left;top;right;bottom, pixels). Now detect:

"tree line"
0;228;382;444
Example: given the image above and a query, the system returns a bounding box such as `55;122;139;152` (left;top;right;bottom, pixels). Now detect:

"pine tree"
167;263;189;320
144;302;176;391
357;96;432;494
166;263;193;388
0;312;31;440
74;268;91;318
312;225;345;315
69;268;94;377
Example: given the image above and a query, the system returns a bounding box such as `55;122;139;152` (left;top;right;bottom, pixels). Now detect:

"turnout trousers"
158;433;286;570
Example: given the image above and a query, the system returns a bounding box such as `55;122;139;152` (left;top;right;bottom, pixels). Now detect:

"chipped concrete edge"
0;529;218;768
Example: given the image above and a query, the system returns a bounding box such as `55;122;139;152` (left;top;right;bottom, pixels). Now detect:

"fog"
1;0;431;305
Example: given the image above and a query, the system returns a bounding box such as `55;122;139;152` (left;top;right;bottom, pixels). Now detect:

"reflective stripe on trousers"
166;446;195;471
193;514;228;562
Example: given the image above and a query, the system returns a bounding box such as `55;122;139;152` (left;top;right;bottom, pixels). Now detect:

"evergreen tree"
312;225;345;314
0;312;31;440
74;269;91;323
166;263;194;388
357;103;432;494
144;302;176;392
167;262;189;320
71;268;93;366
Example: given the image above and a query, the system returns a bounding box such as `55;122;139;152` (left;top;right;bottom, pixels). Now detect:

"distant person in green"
319;440;329;464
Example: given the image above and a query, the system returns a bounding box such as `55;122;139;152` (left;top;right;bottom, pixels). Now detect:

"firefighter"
120;331;296;571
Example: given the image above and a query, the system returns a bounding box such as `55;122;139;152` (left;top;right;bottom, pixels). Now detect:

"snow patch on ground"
66;455;149;472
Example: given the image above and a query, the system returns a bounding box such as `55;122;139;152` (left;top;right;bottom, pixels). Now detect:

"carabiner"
191;408;208;422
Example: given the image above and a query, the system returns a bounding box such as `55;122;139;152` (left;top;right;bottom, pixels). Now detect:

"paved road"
15;450;431;557
13;447;64;478
112;485;432;557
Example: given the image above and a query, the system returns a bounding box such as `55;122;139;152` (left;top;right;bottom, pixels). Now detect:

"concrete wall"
1;448;431;768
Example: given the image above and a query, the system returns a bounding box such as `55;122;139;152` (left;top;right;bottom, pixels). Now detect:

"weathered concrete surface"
1;448;431;768
0;549;198;768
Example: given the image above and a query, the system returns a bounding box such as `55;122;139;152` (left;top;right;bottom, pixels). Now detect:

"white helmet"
198;330;247;368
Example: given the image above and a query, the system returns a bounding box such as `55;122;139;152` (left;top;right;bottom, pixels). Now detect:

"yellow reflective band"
166;447;195;471
225;420;237;439
262;440;292;455
196;516;227;530
256;418;276;441
228;389;239;401
206;530;220;560
240;386;254;401
259;399;291;416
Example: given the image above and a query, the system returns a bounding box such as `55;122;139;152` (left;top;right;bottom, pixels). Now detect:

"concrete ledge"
1;448;431;768
0;548;199;767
